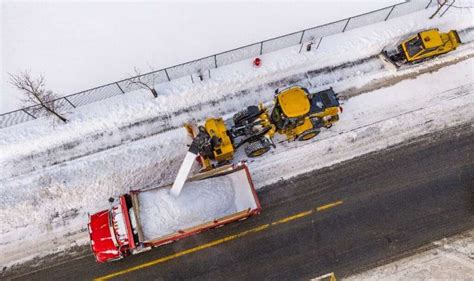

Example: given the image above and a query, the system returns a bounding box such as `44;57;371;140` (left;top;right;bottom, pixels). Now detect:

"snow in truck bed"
138;168;256;241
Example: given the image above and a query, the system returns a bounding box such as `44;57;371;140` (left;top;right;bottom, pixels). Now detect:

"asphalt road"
10;125;474;280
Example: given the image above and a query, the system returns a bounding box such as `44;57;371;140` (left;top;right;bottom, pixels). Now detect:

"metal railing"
0;0;435;129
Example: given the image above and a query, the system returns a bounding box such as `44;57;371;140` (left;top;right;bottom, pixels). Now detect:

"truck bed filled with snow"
136;168;257;241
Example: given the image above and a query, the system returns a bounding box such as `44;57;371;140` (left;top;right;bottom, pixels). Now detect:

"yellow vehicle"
186;86;341;170
382;28;461;67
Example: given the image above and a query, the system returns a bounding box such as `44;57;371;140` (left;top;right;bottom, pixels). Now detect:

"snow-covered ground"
1;6;472;180
345;229;474;280
1;0;401;113
0;5;473;268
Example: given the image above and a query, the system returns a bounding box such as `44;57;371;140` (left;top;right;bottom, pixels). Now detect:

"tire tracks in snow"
3;29;474;181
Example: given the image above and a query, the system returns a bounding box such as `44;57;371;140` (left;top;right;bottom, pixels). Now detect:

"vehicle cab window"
405;36;424;57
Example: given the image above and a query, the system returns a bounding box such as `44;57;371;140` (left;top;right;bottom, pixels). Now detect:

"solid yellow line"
316;200;343;212
271;210;313;225
94;200;343;280
94;224;269;281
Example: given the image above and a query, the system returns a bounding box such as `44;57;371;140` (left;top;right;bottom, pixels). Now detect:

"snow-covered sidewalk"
345;229;474;280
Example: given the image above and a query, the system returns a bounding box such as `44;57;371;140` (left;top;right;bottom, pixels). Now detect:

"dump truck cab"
88;195;137;262
383;28;461;66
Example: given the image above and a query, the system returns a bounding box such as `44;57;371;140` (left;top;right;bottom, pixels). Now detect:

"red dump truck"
88;162;261;262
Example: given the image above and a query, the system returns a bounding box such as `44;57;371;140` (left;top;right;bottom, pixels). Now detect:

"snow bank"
345;230;474;280
139;176;236;240
1;6;472;180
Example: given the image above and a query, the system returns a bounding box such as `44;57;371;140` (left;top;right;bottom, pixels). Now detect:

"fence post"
164;69;171;81
115;82;125;94
214;55;218;68
260;42;264;55
426;0;433;9
64;97;76;108
385;5;396;21
430;0;447;19
342;18;351;32
305;72;313;88
298;42;305;54
299;30;305;44
22;109;37;119
440;0;455;17
316;37;323;49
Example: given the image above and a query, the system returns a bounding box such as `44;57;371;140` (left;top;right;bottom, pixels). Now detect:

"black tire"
233;106;260;126
245;141;271;158
297;128;320;141
324;114;339;129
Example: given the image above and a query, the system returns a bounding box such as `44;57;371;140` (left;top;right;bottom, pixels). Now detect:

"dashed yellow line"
94;200;343;280
271;210;313;225
316;200;344;212
94;224;269;281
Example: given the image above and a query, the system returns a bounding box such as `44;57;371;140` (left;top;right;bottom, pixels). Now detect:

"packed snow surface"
345;230;474;280
139;176;236;240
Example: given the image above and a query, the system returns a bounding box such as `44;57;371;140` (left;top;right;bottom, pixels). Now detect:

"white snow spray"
170;151;196;197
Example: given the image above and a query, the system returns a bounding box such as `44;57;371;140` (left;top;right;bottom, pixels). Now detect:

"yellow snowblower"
185;86;341;170
382;28;461;67
170;86;341;196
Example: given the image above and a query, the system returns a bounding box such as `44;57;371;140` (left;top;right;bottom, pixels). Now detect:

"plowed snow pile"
139;176;236;240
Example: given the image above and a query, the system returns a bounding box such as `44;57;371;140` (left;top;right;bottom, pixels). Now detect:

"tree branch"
9;71;68;123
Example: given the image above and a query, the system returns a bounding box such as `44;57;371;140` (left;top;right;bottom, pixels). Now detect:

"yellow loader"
169;86;341;196
382;28;461;67
185;86;341;171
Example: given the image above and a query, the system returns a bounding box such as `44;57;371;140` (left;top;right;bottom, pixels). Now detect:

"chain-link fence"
0;0;437;129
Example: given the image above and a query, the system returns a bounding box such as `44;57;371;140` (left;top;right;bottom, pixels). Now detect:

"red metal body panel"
242;164;262;213
145;209;254;248
88;210;121;263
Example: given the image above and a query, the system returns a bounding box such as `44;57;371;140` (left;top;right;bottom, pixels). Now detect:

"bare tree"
127;67;158;98
9;71;68;123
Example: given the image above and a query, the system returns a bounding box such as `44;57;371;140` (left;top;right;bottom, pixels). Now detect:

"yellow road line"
271;210;313;225
316;200;343;212
95;224;269;281
94;200;343;280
